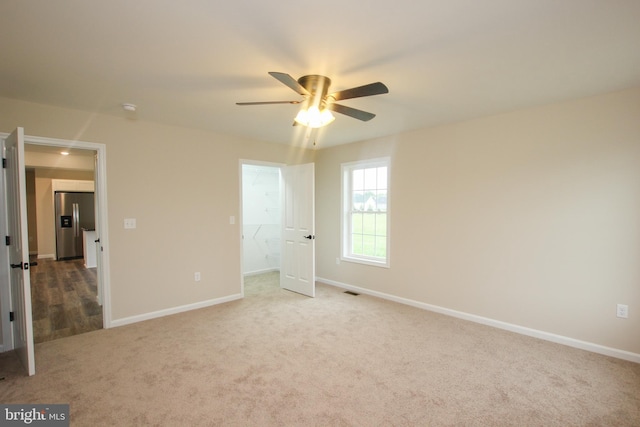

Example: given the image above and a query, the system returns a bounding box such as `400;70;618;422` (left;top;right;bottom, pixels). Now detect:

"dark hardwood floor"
30;257;103;343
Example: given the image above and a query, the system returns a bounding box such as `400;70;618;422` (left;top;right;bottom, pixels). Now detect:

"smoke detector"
122;103;137;112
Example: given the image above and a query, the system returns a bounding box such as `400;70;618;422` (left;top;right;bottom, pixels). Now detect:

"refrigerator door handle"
73;203;80;237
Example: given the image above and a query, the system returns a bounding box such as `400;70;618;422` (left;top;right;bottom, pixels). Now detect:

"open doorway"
25;145;102;342
240;160;316;298
240;162;282;295
0;130;111;364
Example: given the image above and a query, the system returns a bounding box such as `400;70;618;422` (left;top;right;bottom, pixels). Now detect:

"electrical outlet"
336;257;341;265
616;304;628;319
124;218;136;229
194;272;201;282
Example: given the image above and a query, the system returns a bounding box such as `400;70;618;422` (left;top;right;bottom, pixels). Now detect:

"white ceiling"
2;1;640;148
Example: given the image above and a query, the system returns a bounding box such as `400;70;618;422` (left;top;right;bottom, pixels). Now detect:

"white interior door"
280;163;315;297
4;127;36;375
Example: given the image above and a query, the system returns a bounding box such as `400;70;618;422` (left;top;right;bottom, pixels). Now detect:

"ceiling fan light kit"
294;105;335;128
236;72;389;128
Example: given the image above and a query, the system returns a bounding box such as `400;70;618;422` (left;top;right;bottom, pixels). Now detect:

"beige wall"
0;97;314;325
315;87;640;354
2;87;639;357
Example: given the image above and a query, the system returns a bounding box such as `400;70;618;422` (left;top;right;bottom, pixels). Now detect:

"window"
342;158;390;267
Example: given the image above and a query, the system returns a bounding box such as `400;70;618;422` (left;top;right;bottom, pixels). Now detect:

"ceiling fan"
236;72;389;128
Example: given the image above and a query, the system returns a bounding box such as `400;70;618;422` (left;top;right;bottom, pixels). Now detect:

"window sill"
341;256;390;269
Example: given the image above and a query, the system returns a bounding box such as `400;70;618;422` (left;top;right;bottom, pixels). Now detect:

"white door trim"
0;132;112;331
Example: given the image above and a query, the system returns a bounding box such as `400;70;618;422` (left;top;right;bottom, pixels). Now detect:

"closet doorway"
240;161;282;294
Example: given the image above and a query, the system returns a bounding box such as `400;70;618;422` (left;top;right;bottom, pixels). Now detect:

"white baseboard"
37;254;56;260
316;276;640;364
110;293;243;328
244;268;279;277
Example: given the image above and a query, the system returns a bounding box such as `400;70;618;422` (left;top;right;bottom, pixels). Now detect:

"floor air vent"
344;290;360;296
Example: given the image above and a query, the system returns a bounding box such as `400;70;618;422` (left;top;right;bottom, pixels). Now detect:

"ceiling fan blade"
268;72;310;96
328;103;376;121
236;101;301;105
329;82;388;101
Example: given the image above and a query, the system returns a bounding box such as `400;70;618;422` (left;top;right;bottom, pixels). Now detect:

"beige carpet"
1;272;639;426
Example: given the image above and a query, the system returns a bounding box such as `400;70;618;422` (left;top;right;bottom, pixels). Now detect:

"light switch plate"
124;218;136;229
616;304;629;319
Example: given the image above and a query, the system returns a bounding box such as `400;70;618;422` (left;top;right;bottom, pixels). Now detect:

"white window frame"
341;157;390;268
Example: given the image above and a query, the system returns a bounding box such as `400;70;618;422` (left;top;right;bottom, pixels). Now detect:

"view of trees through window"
344;161;389;263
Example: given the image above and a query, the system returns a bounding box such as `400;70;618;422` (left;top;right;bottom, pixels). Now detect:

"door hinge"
5;236;9;246
9;312;14;322
2;158;6;168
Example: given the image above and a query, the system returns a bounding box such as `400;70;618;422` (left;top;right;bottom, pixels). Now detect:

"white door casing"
4;127;36;375
18;133;111;327
94;153;103;306
280;163;315;297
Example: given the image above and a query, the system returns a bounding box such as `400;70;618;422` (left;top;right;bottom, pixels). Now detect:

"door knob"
11;262;30;269
303;235;315;240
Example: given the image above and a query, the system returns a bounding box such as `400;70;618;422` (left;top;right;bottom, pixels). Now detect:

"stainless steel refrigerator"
55;191;95;260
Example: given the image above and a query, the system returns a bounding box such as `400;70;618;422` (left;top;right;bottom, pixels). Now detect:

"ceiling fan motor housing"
298;75;331;106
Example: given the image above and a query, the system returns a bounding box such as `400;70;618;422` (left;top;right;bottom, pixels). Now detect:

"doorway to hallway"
0;128;111;376
24;144;103;343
